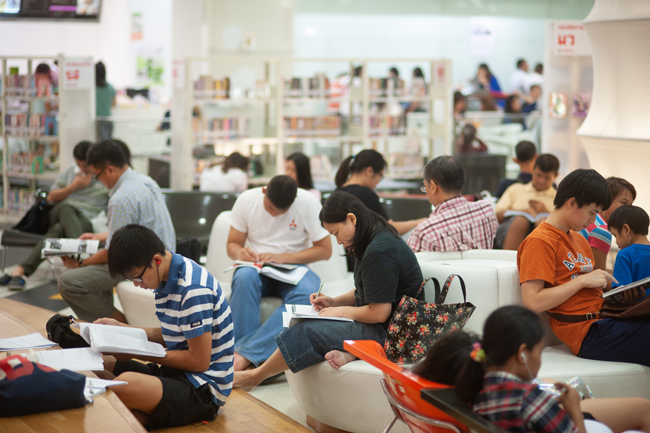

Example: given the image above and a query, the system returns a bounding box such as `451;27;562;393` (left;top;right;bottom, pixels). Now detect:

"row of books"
4;74;56;97
284;116;341;137
368;115;407;136
4;114;58;137
369;78;406;97
193;76;231;99
7;152;49;174
3;188;37;213
192;117;249;141
284;75;331;98
387;152;425;178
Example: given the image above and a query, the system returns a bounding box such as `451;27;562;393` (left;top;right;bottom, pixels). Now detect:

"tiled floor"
0;239;313;431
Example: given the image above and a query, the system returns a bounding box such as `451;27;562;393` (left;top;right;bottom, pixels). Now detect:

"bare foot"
11;265;25;278
324;350;357;369
233;369;262;392
234;352;252;372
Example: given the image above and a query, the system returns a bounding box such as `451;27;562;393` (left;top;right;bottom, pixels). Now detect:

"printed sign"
62;58;93;90
553;22;592;56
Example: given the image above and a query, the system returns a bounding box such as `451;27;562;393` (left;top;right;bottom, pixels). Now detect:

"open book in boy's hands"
503;210;550;224
41;238;100;259
603;276;650;300
225;261;308;285
73;323;166;357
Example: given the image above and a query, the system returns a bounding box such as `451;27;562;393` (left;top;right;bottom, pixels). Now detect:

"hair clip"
470;342;486;363
349;155;356;168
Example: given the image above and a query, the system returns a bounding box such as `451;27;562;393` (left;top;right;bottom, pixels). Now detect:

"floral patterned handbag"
384;274;476;365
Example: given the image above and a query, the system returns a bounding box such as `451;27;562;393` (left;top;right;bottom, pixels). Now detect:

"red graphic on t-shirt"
289;220;297;230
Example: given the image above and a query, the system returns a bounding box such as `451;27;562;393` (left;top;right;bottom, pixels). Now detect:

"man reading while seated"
227;175;331;371
518;168;650;366
494;153;559;250
408;155;497;252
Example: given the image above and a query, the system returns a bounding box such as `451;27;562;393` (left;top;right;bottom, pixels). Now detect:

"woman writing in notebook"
233;191;423;390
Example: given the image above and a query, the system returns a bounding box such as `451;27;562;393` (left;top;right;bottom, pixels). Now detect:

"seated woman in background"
285;152;321;202
413;306;650;433
456;123;488;154
335;149;425;235
233;191;423;391
503;95;527;130
200;152;249;193
472;63;501;93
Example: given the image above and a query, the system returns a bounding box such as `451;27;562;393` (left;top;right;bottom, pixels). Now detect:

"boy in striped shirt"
95;224;234;430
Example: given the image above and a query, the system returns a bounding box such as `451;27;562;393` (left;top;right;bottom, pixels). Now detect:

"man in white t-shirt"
510;58;529;93
227;175;332;371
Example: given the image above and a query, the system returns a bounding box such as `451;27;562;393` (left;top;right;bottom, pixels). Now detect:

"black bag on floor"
46;314;89;349
176;237;201;262
13;190;52;235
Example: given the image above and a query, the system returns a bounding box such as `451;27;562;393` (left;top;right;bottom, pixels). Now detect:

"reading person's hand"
619;286;645;305
94;318;123;327
318;306;343;318
258;253;284;264
311;294;335;311
578;269;617;290
79;233;99;240
555;383;582;415
60;256;79;269
237;247;259;262
529;200;549;215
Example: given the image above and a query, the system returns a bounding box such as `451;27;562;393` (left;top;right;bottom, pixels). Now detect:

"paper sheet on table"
84;377;128;398
0;333;56;351
37;348;104;371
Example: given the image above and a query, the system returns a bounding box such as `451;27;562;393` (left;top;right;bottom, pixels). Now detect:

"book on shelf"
7;188;36;213
194;75;230;100
603;276;650;300
41;238;100;259
282;304;354;328
73;322;167;357
192;117;249;141
284;74;331;99
284;116;341;137
368;115;407;136
5;114;59;137
225;261;308;285
369;77;406;98
503;210;550;223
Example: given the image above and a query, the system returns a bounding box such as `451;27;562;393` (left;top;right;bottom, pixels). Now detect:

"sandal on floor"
8;276;26;291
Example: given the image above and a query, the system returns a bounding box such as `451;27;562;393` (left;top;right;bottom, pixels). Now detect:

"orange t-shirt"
517;222;603;355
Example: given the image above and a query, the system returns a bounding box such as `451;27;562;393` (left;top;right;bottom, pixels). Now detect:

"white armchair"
115;281;158;328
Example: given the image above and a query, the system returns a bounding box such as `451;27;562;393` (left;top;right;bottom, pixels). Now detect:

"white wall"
294;14;545;89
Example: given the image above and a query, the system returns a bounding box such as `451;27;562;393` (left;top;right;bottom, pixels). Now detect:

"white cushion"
115;281;159;328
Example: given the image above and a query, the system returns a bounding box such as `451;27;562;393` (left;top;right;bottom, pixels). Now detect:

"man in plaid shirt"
408;156;497;252
473;371;577;433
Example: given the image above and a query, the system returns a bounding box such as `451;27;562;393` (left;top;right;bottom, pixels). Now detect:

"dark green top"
354;229;424;328
96;83;116;117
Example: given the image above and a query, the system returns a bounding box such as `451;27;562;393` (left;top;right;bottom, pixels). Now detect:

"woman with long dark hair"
200;152;250;192
503;94;526;129
415;306;650;433
233;191;423;390
95;61;116;140
335;149;425;235
473;63;501;92
285;152;320;201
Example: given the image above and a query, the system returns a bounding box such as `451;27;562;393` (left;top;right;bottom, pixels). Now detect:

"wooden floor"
0;298;313;433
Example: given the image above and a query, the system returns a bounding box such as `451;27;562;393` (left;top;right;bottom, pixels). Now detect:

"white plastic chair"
115;281;159;327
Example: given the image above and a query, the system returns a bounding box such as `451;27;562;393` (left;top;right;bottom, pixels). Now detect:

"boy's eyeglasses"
125;263;149;283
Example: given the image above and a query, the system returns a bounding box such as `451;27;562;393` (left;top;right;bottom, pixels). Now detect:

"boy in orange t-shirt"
518;168;649;364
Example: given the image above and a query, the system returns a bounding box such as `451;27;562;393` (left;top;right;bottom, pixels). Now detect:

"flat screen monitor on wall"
0;0;102;21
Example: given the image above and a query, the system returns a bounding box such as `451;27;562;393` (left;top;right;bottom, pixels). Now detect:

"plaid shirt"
407;196;498;252
474;372;578;433
106;167;176;252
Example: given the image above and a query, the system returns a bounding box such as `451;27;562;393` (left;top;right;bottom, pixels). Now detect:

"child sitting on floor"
608;205;650;297
414;306;650;433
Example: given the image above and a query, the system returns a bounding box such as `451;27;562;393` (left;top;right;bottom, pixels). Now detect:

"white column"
578;0;650;212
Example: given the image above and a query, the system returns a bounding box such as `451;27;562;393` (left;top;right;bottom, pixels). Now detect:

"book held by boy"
503;210;550;224
282;304;354;327
602;276;650;299
41;238;100;259
225;261;308;285
73;323;166;358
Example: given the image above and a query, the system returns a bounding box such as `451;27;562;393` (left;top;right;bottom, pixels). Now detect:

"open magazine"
225;261;308;285
603;276;650;299
282;304;353;328
504;210;549;224
41;238;100;259
73;323;166;357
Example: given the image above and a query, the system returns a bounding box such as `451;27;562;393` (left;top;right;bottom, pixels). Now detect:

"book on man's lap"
73;323;166;357
225;261;308;285
503;210;549;224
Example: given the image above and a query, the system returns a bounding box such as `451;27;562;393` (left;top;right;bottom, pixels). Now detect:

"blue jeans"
579;318;650;366
230;266;320;367
275;320;387;373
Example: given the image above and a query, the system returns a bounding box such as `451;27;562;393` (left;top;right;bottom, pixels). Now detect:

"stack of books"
192;117;249;142
284;116;341;137
193;75;231;100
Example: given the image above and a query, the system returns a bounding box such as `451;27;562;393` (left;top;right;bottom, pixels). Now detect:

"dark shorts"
579;318;650;366
114;360;219;431
494;216;534;249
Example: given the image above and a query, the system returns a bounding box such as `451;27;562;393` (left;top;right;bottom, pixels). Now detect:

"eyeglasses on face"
125;264;148;283
93;165;109;181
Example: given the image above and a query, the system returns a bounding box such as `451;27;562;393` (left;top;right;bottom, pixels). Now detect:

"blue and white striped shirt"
154;254;234;406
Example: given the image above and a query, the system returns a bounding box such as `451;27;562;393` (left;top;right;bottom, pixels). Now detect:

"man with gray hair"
408;156;498;252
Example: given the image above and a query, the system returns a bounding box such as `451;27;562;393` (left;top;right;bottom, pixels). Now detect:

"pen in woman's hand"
315;282;324;299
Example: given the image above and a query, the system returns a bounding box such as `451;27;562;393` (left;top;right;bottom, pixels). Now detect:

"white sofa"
287;250;650;433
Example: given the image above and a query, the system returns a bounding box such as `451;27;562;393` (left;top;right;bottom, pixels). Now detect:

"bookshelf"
1;56;94;213
172;57;452;190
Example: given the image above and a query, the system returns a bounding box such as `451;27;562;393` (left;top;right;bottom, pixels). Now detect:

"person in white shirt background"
510;58;529;94
200;152;249;193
